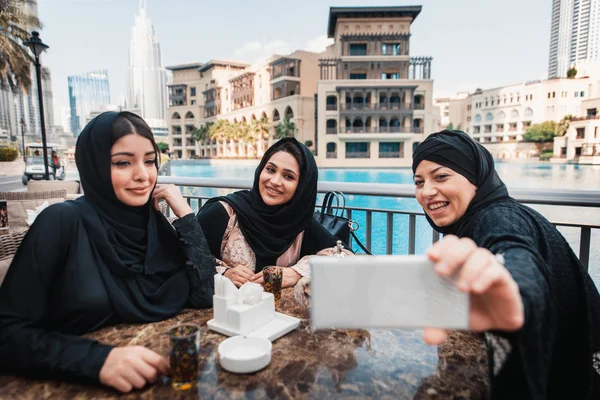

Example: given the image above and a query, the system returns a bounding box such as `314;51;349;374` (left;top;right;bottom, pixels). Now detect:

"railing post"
408;214;416;255
366;211;372;251
432;230;440;244
387;212;393;255
580;227;591;271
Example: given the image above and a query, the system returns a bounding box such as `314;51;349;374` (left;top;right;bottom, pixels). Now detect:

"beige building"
315;6;435;167
166;51;321;160
552;98;600;164
434;92;470;130
462;77;600;144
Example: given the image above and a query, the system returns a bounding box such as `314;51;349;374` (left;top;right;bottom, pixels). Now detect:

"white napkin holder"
208;274;300;341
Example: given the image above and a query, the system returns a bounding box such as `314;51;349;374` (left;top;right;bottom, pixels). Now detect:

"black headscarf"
412;130;511;235
72;111;189;322
203;138;318;270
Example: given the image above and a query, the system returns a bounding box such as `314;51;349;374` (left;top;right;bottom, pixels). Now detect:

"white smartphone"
310;255;469;330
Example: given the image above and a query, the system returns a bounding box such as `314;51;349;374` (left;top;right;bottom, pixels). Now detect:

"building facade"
166;51;321;160
68;70;110;136
466;78;600;145
548;0;600;78
126;0;167;138
553;98;600;163
315;6;435;167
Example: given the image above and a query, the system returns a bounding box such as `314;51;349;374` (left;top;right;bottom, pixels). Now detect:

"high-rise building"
548;0;600;78
68;70;111;136
126;0;167;137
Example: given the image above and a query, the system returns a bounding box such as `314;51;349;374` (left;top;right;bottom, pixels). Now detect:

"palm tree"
190;123;211;143
274;118;296;139
556;115;572;137
0;0;41;91
248;117;270;157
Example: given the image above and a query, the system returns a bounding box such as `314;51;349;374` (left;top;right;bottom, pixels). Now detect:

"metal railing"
158;177;600;270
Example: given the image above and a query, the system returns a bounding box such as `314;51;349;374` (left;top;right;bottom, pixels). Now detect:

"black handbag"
313;191;372;255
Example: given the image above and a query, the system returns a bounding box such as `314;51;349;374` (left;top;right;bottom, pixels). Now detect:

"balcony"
379;151;402;158
343;126;415;134
272;80;300;100
326;151;337;159
168;84;188;107
270;57;301;80
346;151;370;159
319;56;433;80
326;104;337;111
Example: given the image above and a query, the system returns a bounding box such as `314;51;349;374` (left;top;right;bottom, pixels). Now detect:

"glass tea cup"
164;323;201;391
262;266;283;302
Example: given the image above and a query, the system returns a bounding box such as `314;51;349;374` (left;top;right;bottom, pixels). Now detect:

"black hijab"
72;111;189;322
204;138;318;270
412;130;511;235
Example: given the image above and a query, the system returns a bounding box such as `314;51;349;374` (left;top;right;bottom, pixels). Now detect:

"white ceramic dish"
208;312;300;341
218;336;272;374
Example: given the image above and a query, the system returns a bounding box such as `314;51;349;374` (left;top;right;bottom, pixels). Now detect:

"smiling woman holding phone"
413;129;600;400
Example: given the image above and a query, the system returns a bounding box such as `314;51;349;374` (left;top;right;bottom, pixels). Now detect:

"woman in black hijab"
193;137;338;288
412;130;600;399
0;112;216;393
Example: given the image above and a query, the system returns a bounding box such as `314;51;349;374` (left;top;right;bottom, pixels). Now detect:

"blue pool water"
167;161;600;287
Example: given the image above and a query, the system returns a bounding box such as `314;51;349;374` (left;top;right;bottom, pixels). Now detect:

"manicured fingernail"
427;248;439;258
457;281;469;292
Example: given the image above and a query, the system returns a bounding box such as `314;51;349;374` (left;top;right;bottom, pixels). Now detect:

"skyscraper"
68;70;111;136
125;0;167;136
548;0;600;78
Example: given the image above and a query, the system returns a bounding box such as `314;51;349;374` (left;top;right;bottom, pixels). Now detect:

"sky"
37;0;552;125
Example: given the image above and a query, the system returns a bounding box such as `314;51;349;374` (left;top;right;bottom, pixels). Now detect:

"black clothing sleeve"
0;204;114;383
299;218;338;258
196;201;230;260
172;213;216;308
469;207;558;400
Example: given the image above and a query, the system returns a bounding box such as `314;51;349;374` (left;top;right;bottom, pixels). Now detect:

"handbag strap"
350;230;372;255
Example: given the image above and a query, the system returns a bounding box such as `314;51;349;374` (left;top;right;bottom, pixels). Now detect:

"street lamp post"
19;118;26;162
23;31;50;180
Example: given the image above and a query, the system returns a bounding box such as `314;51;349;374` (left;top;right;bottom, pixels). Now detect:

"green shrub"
540;150;554;161
304;140;313;148
0;147;18;161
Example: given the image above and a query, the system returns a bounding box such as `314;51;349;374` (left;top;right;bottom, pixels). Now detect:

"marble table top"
0;289;489;399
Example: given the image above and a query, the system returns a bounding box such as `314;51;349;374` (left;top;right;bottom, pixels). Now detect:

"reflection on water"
170;161;600;287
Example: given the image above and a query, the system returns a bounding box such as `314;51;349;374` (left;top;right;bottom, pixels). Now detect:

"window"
475;114;482;122
190;87;196;96
575;92;579;97
381;43;401;55
349;73;367;79
587;108;597;118
345;142;370;158
580;91;585;97
379;142;403;158
326;142;337;158
381;73;399;79
576;128;585;139
191;100;196;105
349;43;367;56
552;92;556;98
